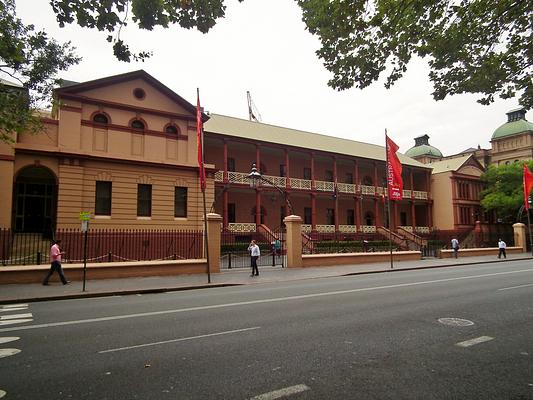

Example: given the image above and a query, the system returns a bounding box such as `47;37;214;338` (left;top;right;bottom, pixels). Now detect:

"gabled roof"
55;70;207;121
204;114;428;168
430;154;483;174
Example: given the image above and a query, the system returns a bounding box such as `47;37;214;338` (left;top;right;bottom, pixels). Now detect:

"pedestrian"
451;238;459;258
274;239;281;256
43;239;70;285
498;238;507;259
248;239;260;277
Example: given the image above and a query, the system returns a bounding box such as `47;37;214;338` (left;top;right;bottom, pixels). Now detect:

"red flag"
196;88;206;191
386;134;403;201
523;164;533;210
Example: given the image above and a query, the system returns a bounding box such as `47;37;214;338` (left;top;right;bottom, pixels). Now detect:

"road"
1;260;533;399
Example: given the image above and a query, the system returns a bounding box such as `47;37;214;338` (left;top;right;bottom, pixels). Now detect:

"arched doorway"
13;166;57;234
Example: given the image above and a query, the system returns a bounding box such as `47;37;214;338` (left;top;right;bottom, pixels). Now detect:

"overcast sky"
15;0;525;155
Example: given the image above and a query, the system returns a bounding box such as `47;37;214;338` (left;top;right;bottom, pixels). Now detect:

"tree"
0;0;80;143
297;0;532;109
49;0;242;62
480;161;533;222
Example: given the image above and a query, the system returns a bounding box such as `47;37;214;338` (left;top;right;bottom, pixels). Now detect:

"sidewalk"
0;253;530;304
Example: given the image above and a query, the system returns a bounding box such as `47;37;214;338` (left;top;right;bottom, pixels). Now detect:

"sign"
79;212;91;221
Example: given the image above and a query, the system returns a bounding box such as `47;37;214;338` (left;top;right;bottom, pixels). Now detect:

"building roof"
204;114;428;168
492;119;533;139
429;154;472;174
405;144;443;158
0;78;23;88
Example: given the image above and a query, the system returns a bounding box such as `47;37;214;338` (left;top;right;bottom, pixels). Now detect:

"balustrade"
228;223;256;232
339;224;357;233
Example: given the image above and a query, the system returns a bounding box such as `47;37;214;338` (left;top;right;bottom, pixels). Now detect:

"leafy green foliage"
50;0;242;62
480;161;533;222
0;0;80;143
297;0;532;109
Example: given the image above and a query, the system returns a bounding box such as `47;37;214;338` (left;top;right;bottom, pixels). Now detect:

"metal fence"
0;228;203;266
302;231;391;254
220;229;285;269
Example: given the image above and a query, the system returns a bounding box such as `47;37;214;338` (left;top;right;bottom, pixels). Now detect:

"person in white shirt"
451;238;459;258
498;239;507;259
248;240;260;276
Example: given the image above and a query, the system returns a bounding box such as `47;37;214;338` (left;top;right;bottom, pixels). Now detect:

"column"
223;140;228;182
374;198;380;227
205;213;222;274
285;148;290;188
373;162;378;187
255;190;261;226
333;156;338;231
311;193;317;231
311;152;315;190
410;168;414;198
284;215;303;268
411;201;416;232
223;190;228;228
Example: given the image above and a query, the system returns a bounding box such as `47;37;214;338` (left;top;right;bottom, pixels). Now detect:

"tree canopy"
0;0;79;143
480;161;533;223
297;0;532;109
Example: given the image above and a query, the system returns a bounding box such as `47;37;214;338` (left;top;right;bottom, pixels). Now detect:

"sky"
15;0;524;156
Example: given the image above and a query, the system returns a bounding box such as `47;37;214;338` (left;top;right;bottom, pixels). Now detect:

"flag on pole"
523;164;533;210
196;88;206;191
386;134;403;201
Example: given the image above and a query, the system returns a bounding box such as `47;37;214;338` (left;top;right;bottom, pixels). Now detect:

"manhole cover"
438;318;474;327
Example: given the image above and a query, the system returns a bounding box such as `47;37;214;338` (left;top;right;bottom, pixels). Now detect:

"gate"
220;229;285;269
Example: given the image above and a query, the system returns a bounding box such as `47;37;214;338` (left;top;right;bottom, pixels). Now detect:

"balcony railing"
214;170;428;199
228;223;256;232
339;224;357;233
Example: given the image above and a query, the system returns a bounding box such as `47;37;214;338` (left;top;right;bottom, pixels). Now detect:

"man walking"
43;239;70;285
451;238;459;258
248;240;260;277
498;238;507;259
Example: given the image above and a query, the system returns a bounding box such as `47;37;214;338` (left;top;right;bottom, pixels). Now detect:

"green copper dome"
405;144;443;158
492;108;533;139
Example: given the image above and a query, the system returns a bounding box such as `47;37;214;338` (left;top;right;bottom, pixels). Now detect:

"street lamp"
247;163;293;214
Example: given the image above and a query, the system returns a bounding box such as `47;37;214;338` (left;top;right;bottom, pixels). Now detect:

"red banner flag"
523;164;533;210
196;89;206;191
386;134;403;201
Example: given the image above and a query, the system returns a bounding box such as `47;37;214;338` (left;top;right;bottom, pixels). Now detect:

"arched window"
165;125;179;135
131;119;145;130
93;113;109;124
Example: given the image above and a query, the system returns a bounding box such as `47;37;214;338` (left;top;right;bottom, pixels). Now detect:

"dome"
492;119;533;140
405;144;443;158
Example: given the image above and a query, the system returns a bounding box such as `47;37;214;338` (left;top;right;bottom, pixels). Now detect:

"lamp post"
247;163;293;215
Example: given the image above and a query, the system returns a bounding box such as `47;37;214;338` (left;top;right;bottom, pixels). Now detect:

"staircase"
376;226;409;250
396;227;428;251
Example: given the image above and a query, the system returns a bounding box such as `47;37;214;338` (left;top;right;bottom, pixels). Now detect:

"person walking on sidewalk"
451;238;459;258
498;238;507;259
43;239;70;285
248;240;260;277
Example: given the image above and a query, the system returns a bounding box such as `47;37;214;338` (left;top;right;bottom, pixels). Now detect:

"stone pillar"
284;215;303;268
206;213;222;273
513;222;527;252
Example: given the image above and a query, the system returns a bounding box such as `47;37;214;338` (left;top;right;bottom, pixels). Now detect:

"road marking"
438;318;474;327
0;319;33;327
456;336;494;347
2;267;533;333
0;304;28;309
250;384;310;400
0;348;21;358
99;326;261;354
0;389;5;398
498;283;533;291
0;337;19;344
0;307;28;312
0;313;32;320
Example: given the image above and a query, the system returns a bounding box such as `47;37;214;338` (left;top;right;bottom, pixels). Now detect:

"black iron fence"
0;228;203;266
220;229;285;269
302;231;394;254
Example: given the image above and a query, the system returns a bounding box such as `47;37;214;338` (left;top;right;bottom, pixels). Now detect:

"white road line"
98;326;261;354
0;348;21;358
456;336;494;347
498;283;533;291
2;267;533;333
0;389;6;398
0;307;28;312
0;337;19;344
0;319;33;327
250;384;310;400
1;304;28;309
0;314;32;320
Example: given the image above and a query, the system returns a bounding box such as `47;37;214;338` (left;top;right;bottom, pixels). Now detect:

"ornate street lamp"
247;163;293;214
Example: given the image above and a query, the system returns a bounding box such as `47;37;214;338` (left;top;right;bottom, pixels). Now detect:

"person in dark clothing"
43;239;70;285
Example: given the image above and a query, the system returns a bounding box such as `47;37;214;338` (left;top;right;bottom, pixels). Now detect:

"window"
165;125;178;135
95;181;111;216
227;158;236;172
303;167;311;180
228;203;236;223
280;164;286;177
93;113;108;124
325;170;334;182
304;207;312;225
326;208;335;225
345;173;353;184
133;88;146;100
347;209;355;225
174;187;187;218
400;212;407;226
137;184;152;217
131;120;145;130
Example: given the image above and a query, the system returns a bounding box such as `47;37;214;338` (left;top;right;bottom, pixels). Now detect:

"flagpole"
527;204;533;256
198;88;211;284
385;129;393;270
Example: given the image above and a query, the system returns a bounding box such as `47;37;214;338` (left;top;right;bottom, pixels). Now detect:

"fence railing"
0;228;203;266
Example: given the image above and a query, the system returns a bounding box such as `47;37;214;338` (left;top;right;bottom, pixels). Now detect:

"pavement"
0;253;531;304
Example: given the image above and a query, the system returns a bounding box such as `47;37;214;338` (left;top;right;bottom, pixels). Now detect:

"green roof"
492;119;533;139
405;144;443;158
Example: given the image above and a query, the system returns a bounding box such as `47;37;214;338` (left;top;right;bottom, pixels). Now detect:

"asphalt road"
1;260;533;399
